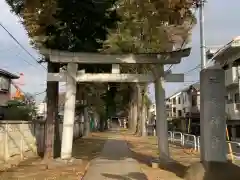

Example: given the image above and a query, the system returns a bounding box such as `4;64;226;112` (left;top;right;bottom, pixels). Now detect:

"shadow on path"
82;135;148;180
126;138;187;179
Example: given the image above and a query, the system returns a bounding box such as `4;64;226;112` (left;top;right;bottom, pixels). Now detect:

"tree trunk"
99;118;105;131
141;86;147;137
83;106;90;136
83;92;90;136
128;102;133;130
128;86;135;131
136;84;142;136
131;85;138;133
44;62;60;160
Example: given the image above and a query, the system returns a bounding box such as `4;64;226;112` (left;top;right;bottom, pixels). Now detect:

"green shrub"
3;100;36;120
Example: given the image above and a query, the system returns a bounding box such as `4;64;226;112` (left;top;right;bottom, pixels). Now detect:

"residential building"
207;36;240;141
149;103;156;116
166;82;200;134
0;68;19;105
36;102;47;118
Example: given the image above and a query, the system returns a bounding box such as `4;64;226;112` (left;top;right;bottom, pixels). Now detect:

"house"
0;68;19;105
207;36;240;141
166;82;200;134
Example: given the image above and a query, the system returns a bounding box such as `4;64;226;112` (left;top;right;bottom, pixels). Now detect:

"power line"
0;22;46;70
33;90;46;96
184;64;201;75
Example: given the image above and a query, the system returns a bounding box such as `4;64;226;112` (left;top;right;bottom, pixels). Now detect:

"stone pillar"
154;65;169;161
60;63;78;160
93;111;99;131
231;126;236;141
200;68;227;162
141;102;147;136
132;92;138;132
128;103;133;129
123;118;127;129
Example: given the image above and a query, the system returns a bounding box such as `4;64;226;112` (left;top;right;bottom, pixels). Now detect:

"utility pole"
199;0;207;69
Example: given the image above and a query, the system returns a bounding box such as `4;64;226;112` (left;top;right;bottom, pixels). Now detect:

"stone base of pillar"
151;157;175;169
153;129;156;136
184;161;240;180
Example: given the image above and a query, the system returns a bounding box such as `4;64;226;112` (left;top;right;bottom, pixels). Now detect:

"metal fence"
168;131;240;160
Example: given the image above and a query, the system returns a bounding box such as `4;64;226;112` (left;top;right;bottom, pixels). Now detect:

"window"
178;97;181;104
183;108;185;113
235;93;240;103
173;107;176;113
226;93;233;104
192;95;197;106
172;98;176;105
0;76;10;91
178;110;182;117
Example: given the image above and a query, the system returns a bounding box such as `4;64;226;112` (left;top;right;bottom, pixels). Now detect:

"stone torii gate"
44;48;191;161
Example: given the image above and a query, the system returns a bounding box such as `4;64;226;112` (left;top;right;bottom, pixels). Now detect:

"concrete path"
82;133;148;180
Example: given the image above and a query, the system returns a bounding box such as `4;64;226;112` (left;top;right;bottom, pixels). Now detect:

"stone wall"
0;120;83;163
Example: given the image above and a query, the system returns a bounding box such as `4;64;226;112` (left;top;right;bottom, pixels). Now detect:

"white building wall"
36;102;47;117
225;67;238;86
226;86;240;120
167;88;200;119
169;92;185;118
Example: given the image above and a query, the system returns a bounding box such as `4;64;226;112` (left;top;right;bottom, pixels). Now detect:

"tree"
102;0;197;53
5;0;119;160
5;0;198;153
6;0;118;52
5;98;36;120
101;0;197;134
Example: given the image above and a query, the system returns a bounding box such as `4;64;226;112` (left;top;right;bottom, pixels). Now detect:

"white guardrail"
167;131;240;158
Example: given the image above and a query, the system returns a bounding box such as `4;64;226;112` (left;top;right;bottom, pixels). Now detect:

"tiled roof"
0;69;19;79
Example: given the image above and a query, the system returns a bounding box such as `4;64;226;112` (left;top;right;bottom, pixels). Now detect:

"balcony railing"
225;67;238;87
226;103;240;120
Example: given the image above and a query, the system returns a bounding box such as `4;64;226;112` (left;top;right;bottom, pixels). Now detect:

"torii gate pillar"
154;65;169;161
60;63;78;160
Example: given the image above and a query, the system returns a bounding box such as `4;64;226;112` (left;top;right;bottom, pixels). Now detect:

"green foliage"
6;99;25;107
6;0;119;52
101;0;197;53
5;0;197;120
4;99;36;120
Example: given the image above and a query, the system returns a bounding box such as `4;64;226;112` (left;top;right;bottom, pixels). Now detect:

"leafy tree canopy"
6;0;118;52
5;0;197;118
102;0;197;53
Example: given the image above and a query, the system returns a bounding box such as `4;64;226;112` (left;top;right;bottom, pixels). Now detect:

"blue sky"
0;0;239;103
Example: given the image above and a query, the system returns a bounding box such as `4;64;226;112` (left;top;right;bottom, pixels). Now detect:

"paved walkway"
83;133;147;180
